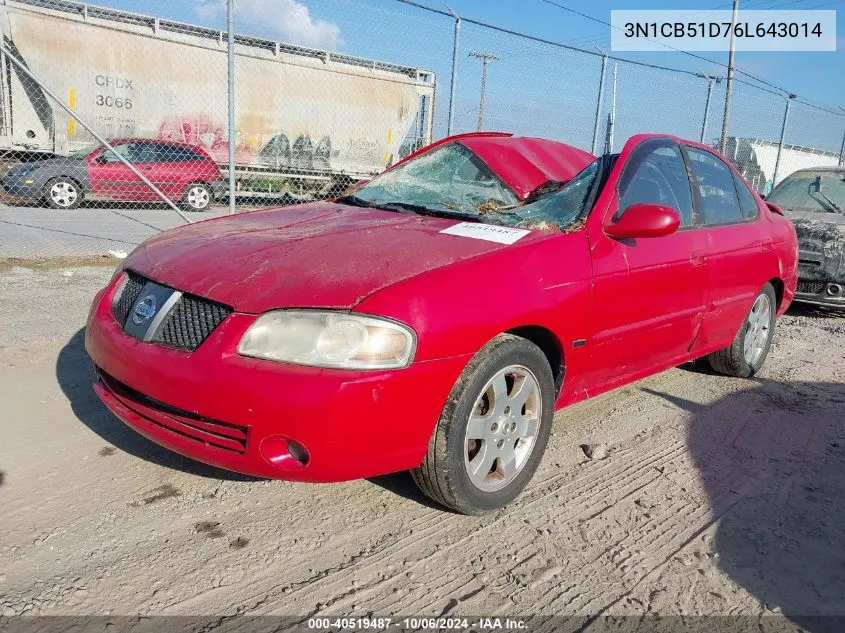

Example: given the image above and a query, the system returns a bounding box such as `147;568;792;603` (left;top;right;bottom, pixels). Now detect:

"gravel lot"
1;264;843;628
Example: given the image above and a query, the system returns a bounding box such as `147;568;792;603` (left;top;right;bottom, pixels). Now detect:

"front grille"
98;368;248;454
112;271;145;325
797;280;826;295
111;271;232;351
152;294;231;351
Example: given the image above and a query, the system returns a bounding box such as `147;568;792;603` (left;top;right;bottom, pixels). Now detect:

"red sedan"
85;132;798;514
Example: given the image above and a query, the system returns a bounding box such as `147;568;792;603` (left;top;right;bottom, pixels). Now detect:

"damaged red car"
86;132;798;514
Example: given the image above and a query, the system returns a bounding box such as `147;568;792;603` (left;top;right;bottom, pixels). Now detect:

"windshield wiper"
334;194;372;207
373;202;485;223
815;192;843;214
809;177;843;214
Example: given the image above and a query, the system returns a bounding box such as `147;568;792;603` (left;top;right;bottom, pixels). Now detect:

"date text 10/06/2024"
307;617;528;630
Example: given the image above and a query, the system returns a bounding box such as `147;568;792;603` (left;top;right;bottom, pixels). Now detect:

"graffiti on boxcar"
258;133;335;171
158;115;251;164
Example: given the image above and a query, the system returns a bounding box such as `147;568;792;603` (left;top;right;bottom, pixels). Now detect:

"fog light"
287;439;309;465
259;435;309;469
827;283;843;297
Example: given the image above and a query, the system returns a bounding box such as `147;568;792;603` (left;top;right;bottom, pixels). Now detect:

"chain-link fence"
0;0;843;257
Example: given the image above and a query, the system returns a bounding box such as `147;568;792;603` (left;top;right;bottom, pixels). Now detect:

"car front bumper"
2;173;43;198
84;279;471;482
794;278;845;308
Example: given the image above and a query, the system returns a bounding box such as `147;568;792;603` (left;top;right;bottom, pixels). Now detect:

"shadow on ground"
56;328;257;481
366;471;445;511
650;379;845;632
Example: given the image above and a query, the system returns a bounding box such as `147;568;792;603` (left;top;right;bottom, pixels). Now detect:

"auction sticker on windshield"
440;222;531;245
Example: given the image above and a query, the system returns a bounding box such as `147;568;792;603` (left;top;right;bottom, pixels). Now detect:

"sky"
90;0;845;151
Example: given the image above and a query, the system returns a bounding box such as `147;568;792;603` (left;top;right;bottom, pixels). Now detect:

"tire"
44;177;82;210
411;334;555;515
182;182;212;212
707;282;777;378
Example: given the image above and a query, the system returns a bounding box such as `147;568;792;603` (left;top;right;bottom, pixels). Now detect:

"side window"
686;148;742;226
617;141;694;227
99;143;132;163
158;144;203;162
155;143;178;162
126;142;158;163
732;171;760;220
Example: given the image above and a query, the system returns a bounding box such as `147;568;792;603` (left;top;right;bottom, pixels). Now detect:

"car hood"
126;203;543;313
8;157;84;173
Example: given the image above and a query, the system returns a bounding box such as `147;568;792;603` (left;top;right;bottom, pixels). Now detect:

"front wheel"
411;334;555;514
707;283;777;378
182;183;212;212
44;178;82;210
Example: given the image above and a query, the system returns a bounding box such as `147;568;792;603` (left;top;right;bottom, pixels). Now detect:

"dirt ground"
1;264;843;628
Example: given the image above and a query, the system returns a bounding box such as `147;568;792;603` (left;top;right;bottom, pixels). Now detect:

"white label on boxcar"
440;222;530;245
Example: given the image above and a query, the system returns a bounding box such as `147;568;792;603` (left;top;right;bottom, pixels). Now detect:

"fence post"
591;54;608;155
839;127;845;166
700;76;716;144
0;41;191;222
772;95;795;188
227;0;236;215
446;7;461;137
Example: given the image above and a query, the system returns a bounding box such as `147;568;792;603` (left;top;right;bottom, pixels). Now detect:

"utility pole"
719;0;739;153
698;73;723;144
446;6;461;136
468;51;499;131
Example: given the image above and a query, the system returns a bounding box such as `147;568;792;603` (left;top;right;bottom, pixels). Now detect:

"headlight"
237;310;416;370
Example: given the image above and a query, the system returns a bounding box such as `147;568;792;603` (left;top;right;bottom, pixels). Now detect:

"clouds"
195;0;342;50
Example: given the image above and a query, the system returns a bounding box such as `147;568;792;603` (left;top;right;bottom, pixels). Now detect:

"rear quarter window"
732;171;760;220
686;148;742;226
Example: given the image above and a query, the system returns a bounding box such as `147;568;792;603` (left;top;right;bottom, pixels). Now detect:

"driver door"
88;142;148;200
584;137;709;392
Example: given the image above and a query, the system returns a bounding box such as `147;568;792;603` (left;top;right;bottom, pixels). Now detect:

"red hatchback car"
2;138;224;211
85;132;798;514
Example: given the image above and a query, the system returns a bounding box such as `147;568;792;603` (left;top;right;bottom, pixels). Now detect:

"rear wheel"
411;334;554;514
44;178;82;210
182;182;212;212
707;283;777;378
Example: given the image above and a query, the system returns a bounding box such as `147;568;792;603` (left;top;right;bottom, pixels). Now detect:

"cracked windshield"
347;142;599;230
767;171;845;214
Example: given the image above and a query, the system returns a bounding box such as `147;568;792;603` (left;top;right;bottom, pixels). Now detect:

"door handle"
690;249;707;267
761;238;774;252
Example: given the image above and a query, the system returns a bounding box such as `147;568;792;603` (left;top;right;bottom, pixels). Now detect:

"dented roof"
459;134;596;200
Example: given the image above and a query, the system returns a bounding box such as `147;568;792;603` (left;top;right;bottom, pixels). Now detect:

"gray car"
766;166;845;307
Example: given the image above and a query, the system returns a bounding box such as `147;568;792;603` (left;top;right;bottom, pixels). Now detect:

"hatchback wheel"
707;282;777;378
411;334;554;514
182;183;212;211
44;178;82;210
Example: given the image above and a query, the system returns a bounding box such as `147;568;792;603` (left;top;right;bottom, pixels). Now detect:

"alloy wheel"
744;293;771;366
464;365;541;492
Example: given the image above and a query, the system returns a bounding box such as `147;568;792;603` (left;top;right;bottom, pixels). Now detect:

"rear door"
152;142;201;200
126;142;163;201
586;137;709;391
683;146;770;352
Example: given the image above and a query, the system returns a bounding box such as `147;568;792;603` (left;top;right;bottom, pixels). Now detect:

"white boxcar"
0;0;435;184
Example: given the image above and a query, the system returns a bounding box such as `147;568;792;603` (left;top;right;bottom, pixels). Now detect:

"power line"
538;0;813;97
393;0;844;117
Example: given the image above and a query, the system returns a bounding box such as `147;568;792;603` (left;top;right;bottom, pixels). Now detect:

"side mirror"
605;203;681;239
